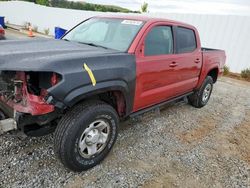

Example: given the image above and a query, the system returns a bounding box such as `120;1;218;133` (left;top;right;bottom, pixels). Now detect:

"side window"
144;26;173;56
176;27;197;53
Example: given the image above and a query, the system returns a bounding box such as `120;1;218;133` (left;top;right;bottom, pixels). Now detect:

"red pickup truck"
0;15;226;171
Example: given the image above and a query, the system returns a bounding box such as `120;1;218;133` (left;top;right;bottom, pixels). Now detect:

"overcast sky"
71;0;250;15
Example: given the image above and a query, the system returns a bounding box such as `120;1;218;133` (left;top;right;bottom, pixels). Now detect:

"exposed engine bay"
0;71;61;135
0;71;61;115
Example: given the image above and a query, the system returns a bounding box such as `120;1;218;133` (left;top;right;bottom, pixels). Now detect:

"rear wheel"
54;100;119;171
188;76;213;108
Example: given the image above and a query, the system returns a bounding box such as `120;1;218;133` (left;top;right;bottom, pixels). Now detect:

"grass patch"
223;65;230;75
222;66;250;82
241;68;250;81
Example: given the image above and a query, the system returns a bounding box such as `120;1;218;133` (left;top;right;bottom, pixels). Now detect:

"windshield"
63;18;144;52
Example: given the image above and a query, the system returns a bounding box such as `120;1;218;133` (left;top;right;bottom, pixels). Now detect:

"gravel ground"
0;77;250;188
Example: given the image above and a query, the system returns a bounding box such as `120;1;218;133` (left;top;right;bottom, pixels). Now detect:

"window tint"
176;27;197;53
144;26;173;56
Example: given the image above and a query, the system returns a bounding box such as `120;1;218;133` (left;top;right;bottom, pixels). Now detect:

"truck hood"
0;38;136;115
0;38;120;72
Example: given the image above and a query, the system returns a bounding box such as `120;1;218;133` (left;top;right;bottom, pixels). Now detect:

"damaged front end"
0;71;62;136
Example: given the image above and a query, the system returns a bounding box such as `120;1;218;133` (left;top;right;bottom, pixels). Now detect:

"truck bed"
201;47;224;52
201;47;226;78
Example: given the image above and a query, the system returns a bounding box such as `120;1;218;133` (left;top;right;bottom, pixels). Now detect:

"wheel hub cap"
86;129;100;145
78;119;110;158
202;84;212;102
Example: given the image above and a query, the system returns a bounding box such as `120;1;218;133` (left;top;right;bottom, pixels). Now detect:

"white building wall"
0;1;250;73
150;13;250;73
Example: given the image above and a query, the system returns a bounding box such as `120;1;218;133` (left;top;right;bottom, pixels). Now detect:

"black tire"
54;100;119;172
188;76;213;108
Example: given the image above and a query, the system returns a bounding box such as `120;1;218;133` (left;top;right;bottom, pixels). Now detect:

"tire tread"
188;76;213;108
54;100;117;171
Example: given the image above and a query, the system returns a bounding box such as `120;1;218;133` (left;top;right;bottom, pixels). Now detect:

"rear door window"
144;26;173;56
176;27;197;53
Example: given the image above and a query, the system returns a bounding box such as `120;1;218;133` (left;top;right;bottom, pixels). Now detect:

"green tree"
20;0;137;13
141;2;148;13
36;0;49;6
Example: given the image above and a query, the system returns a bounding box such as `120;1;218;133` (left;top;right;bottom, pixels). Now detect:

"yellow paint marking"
83;63;96;86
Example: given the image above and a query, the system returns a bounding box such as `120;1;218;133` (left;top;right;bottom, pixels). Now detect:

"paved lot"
4;29;29;40
3;28;49;40
0;76;250;188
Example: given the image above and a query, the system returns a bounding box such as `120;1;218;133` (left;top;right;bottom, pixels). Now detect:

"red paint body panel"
196;49;226;88
1;94;54;116
122;16;226;112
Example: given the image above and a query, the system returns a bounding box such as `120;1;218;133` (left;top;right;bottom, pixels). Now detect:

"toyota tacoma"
0;16;226;171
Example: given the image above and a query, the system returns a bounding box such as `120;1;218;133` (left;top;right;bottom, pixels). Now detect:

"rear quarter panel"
196;50;226;88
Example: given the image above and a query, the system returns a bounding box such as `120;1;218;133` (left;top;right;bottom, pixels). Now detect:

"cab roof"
94;15;194;28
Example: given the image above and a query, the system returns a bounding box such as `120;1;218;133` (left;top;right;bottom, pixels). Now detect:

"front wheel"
54;101;119;171
188;76;214;108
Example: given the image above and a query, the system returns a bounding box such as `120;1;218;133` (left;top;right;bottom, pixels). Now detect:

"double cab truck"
0;16;226;171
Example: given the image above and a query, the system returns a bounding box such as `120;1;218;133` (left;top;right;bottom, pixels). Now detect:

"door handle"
169;62;178;67
195;59;200;63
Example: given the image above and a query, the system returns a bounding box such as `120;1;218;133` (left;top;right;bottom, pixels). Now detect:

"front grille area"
0;71;15;100
0;99;14;118
0;80;10;91
0;71;17;118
